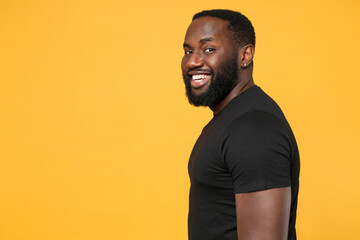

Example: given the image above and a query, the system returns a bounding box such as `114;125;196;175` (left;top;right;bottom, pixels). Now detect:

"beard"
183;53;239;107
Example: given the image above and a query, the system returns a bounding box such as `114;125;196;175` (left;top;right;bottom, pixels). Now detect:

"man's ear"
238;44;255;68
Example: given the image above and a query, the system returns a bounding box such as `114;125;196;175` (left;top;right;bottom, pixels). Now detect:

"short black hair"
192;9;255;47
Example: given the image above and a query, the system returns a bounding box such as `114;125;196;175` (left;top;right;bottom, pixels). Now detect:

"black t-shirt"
188;85;300;240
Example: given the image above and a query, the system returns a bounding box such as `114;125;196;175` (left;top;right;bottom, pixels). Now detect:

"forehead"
184;16;231;43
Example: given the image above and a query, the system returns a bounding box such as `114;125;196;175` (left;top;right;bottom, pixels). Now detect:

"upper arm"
223;111;293;239
223;111;292;193
235;187;291;240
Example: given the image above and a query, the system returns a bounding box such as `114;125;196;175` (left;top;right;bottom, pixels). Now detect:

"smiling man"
181;10;300;240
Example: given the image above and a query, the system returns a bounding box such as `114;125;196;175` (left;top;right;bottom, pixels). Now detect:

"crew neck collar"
213;85;259;116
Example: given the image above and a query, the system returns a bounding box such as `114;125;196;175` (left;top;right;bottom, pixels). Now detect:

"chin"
192;88;208;96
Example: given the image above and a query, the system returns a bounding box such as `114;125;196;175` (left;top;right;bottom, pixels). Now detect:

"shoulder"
221;110;293;159
225;110;290;140
221;110;293;193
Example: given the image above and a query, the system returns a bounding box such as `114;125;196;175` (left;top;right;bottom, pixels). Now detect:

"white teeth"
192;74;209;80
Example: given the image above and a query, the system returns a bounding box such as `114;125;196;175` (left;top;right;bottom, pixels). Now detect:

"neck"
210;77;254;114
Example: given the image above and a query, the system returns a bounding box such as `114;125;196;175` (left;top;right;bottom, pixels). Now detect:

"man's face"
181;17;239;107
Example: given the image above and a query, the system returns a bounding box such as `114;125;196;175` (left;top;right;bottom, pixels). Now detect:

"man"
181;10;300;240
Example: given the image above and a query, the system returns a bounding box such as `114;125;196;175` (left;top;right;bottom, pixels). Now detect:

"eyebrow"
183;37;215;48
183;43;191;48
200;37;214;43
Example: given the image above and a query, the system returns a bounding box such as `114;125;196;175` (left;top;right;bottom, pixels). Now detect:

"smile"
191;74;211;88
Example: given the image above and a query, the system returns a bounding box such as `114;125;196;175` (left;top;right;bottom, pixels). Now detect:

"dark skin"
182;17;291;240
182;16;255;114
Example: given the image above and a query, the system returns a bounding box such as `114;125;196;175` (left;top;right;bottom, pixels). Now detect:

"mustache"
186;68;214;75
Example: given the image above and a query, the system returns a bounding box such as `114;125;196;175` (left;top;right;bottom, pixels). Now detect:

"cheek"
205;57;220;72
181;57;188;72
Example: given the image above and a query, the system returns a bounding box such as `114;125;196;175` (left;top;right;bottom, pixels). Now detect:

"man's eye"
204;48;215;53
184;50;192;55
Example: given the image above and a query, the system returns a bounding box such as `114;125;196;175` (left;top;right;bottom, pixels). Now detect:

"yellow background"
1;0;360;239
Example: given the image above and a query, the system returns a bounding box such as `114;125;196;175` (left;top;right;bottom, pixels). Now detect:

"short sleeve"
222;110;292;193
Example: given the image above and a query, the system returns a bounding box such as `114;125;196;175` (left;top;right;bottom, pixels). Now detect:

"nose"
186;52;204;69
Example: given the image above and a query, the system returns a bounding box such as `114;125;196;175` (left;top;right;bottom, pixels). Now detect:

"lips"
190;74;211;88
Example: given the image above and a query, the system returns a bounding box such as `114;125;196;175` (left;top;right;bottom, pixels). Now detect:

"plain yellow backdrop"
1;0;360;239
